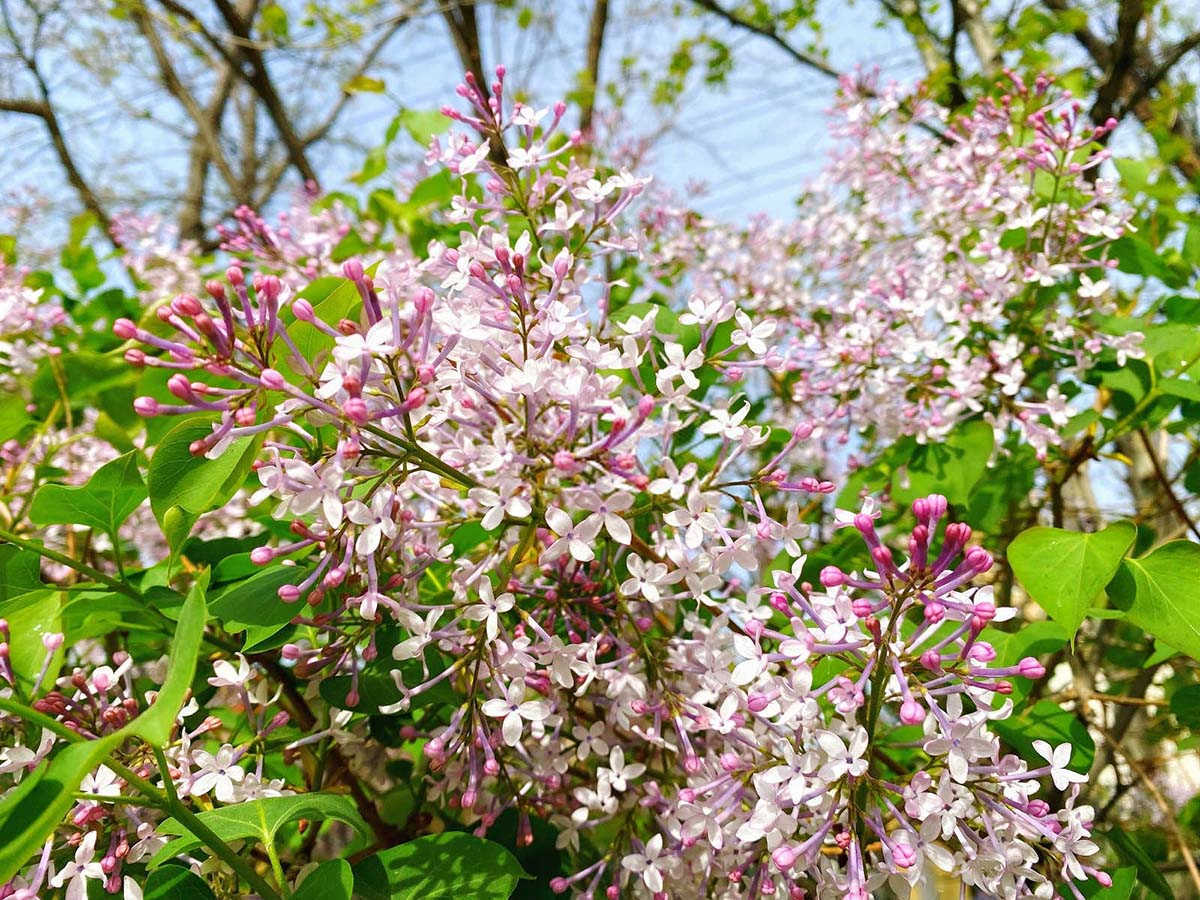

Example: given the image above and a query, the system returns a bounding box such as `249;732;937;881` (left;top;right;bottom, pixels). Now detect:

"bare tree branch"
1091;0;1145;127
131;6;245;204
442;0;491;96
687;0;842;81
0;0;111;235
208;0;320;185
579;0;610;134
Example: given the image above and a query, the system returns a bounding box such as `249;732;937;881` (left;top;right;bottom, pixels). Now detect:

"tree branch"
579;0;610;134
687;0;841;81
1091;0;1145;128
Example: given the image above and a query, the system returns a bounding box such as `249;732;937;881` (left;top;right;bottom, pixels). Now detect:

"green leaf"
1109;541;1200;661
352;832;527;900
144;865;217;900
147;419;261;551
128;573;208;747
294;859;354;900
395;109;448;146
29;450;146;536
992;699;1094;772
1062;866;1135;899
890;418;993;506
4;590;62;691
0;544;46;605
980;620;1069;706
344;75;386;93
209;563;310;629
0;392;30;443
319;636;454;714
149;794;369;868
286;278;362;366
352;145;388;185
1171;684;1200;729
0;733;123;884
1007;521;1135;637
1106;826;1172;899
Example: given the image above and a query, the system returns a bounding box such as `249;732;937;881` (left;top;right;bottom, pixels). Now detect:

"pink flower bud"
772;845;798;870
259;368;285;390
892;842;917;869
899;699;925;724
278;584;301;603
966;546;993;573
287;301;315;329
167;373;192;400
550;878;569;894
226;265;244;286
819;566;846;588
343;397;369;424
1017;656;1045;678
42;632;64;652
173;294;203;317
113;318;138;339
851;597;873;618
133;396;160;417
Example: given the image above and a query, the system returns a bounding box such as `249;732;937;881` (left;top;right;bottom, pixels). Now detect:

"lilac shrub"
0;66;1165;900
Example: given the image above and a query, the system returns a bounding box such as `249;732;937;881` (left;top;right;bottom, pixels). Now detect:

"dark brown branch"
1091;0;1145;128
1137;428;1200;541
154;0;318;185
1121;29;1200;117
179;67;237;242
687;0;841;81
132;6;244;204
0;0;111;236
579;0;610;134
208;0;319;185
442;1;490;97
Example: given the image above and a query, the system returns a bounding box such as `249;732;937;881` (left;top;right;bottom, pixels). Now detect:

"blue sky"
0;2;926;241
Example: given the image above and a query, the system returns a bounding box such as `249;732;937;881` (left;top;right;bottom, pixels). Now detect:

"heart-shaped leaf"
1007;521;1135;637
1108;541;1200;661
30;450;146;536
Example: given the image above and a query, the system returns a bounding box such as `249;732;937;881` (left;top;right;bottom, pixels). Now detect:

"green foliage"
144;866;217;900
129;575;208;747
0;581;207;883
149;794;370;868
147;420;262;553
29;450;146;538
891;418;993;506
1007;522;1136;637
208;562;311;631
1106;826;1173;899
352;832;527;900
294;859;354;900
1109;542;1200;662
992;699;1094;772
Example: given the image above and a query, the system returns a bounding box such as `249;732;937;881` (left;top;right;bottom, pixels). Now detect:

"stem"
0;528;143;600
1137;428;1200;541
356;421;479;488
150;746;283;900
0;696;282;900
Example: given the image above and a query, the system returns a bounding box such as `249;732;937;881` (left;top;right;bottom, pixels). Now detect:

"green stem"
0;528;141;600
0;697;282;900
356;422;479;488
149;746;283;900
